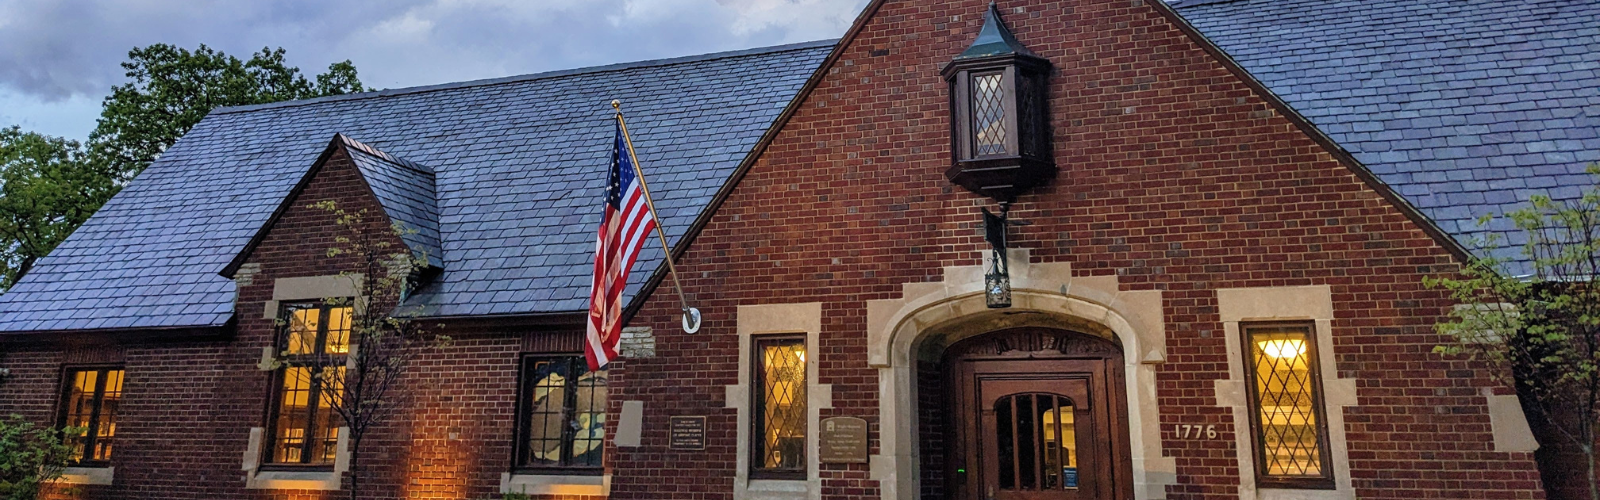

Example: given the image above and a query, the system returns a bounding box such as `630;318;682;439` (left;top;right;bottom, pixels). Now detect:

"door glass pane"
1041;398;1077;489
995;393;1078;491
1250;327;1324;476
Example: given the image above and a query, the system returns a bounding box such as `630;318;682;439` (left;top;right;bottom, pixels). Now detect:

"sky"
0;0;871;142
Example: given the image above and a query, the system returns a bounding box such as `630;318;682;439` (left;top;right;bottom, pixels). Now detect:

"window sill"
500;472;609;496
56;466;114;486
246;469;342;491
744;479;809;500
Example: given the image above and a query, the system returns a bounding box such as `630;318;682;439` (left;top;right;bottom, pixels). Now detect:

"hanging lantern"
983;207;1011;308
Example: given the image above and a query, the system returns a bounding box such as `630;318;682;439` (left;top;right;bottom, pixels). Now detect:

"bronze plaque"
819;416;869;464
669;416;706;450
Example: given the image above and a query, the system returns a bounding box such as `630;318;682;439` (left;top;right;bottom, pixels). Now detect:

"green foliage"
0;415;77;500
90;44;365;183
0;44;363;292
0;128;118;290
1429;162;1600;498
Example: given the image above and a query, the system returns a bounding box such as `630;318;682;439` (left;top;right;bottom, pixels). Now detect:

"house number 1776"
1175;424;1217;439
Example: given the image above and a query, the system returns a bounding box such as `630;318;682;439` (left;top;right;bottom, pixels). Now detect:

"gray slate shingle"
341;135;443;268
0;41;832;333
1174;0;1600;270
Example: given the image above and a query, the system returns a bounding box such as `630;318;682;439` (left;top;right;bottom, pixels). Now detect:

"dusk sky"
0;0;871;141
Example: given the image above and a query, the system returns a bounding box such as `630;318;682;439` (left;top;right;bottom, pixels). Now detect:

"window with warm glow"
514;355;607;472
1242;323;1334;489
751;336;806;479
58;367;124;465
266;302;351;466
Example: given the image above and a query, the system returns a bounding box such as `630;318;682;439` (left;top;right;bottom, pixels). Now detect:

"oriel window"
514;355;607;472
1242;323;1335;489
58;367;124;465
751;336;806;479
266;302;351;466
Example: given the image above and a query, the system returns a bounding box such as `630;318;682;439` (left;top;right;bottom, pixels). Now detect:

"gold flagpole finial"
611;99;621;110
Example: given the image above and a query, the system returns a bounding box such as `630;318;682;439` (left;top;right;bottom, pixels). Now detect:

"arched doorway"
931;327;1133;500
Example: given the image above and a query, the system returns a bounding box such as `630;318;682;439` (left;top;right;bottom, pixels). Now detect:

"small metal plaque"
819;416;869;464
669;416;706;450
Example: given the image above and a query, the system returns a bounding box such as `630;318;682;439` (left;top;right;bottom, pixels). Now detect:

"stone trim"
729;302;828;500
500;472;610;496
1486;393;1538;453
865;249;1174;500
263;274;364;319
241;425;350;490
56;466;114;486
1215;286;1354;500
617;400;645;448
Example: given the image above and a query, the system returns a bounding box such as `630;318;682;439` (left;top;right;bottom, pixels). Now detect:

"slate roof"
0;40;833;333
1172;0;1600;267
341;135;443;268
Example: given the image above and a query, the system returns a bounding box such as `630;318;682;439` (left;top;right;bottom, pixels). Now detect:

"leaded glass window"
58;367;124;465
1243;323;1334;489
515;355;607;472
972;72;1008;156
751;336;806;478
267;302;351;466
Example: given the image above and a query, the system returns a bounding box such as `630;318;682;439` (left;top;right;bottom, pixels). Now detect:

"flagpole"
611;100;700;332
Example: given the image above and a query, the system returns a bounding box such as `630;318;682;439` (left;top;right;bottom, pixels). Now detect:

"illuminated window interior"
516;356;607;470
753;337;806;475
1246;324;1329;482
995;393;1078;491
60;367;124;464
269;302;352;466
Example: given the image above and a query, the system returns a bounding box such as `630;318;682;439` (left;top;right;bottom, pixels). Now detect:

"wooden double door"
943;328;1132;500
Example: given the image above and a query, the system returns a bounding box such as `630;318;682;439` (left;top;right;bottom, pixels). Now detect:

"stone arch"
864;250;1175;500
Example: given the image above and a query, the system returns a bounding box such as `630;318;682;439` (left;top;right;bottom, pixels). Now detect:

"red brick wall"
0;148;595;500
618;0;1546;499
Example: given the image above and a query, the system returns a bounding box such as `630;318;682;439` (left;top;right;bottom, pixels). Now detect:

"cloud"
0;0;868;139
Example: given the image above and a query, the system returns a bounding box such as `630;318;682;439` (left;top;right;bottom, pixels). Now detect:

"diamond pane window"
1243;323;1334;489
515;355;607;472
752;336;806;478
267;302;351;466
58;367;124;465
972;72;1008;156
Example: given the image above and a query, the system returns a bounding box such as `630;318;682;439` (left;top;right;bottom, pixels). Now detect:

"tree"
0;128;117;290
0;415;77;500
89;44;365;183
269;201;442;500
1429;164;1600;500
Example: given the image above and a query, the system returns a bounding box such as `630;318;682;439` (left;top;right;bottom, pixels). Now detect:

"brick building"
0;0;1595;499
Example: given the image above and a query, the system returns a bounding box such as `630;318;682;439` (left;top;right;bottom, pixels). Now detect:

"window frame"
511;354;607;475
749;334;807;480
55;364;125;467
261;300;350;470
1240;321;1336;490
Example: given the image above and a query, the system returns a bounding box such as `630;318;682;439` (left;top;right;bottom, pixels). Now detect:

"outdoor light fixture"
984;207;1011;308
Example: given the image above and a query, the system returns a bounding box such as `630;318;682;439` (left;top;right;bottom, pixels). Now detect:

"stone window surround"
56;466;114;486
501;353;612;496
242;274;362;490
1216;286;1354;500
727;302;828;500
865;249;1174;500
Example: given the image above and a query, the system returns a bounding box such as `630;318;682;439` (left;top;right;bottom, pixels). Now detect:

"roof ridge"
337;134;432;175
213;39;838;116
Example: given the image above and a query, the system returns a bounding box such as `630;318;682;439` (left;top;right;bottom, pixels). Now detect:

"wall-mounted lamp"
984;207;1011;308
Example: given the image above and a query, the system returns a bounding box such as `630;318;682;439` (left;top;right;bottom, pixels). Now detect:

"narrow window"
514;355;607;472
58;367;124;465
751;335;806;479
1242;323;1335;489
266;302;351;466
970;71;1008;156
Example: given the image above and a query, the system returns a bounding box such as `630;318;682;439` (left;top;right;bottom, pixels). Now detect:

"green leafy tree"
1429;164;1600;500
90;44;365;183
0;415;77;500
0;128;117;290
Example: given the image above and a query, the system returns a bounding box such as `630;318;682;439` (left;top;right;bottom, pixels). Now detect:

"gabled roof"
1173;0;1600;267
220;134;443;275
0;40;833;334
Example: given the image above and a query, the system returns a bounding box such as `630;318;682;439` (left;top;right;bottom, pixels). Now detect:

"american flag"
586;123;657;371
